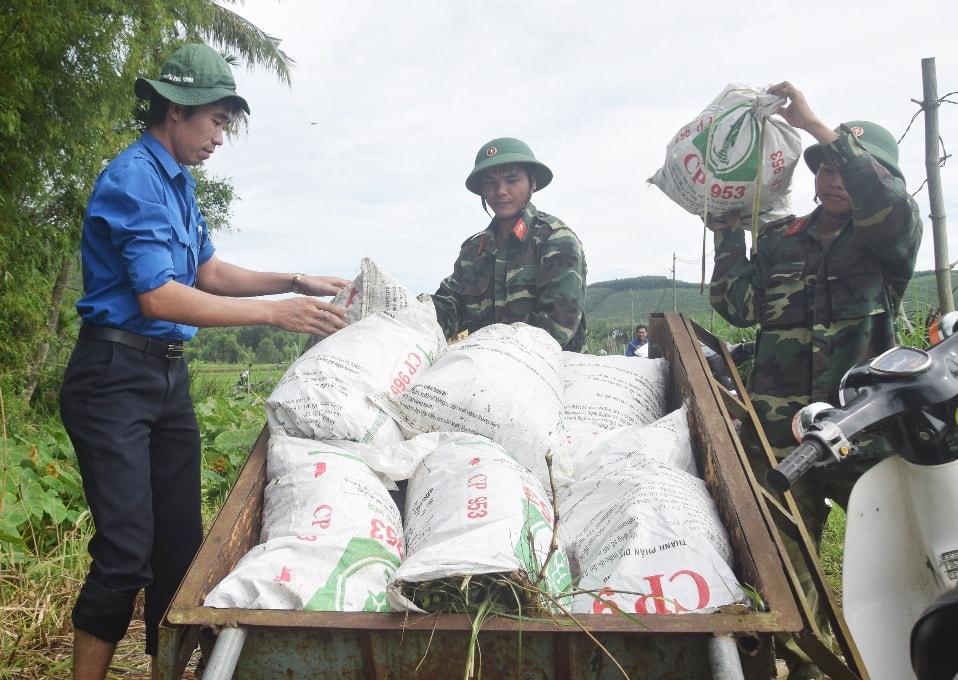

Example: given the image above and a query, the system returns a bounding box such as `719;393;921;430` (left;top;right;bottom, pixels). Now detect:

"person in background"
625;324;649;357
429;137;587;350
706;81;922;680
59;43;351;680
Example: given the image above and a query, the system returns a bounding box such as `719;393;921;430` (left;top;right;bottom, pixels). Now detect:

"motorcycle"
767;312;958;680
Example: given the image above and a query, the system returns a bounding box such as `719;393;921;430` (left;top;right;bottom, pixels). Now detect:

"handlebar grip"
766;441;826;493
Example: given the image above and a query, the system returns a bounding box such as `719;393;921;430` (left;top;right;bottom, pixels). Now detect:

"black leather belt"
79;325;184;360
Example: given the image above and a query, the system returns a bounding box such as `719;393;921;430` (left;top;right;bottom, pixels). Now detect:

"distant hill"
587;270;958;329
187;270;956;361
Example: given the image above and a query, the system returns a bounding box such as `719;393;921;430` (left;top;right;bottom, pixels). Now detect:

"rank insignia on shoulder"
784;218;808;236
513;218;527;239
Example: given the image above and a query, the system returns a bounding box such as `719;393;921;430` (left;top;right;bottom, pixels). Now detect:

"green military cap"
465;137;553;195
803;120;902;179
134;43;250;114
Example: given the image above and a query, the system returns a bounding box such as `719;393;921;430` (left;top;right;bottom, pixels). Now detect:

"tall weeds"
0;376;264;678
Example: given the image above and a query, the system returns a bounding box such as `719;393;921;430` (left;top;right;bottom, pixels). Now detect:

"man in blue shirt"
625;324;649;357
59;43;351;680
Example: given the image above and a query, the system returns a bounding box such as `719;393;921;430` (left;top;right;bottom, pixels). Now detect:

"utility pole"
921;57;955;313
672;253;677;312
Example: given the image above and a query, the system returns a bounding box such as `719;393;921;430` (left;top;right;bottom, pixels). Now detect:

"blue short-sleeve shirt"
77;132;216;340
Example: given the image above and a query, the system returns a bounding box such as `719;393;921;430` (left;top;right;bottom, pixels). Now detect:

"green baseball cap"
465;137;553;195
803;120;902;179
134;43;250;115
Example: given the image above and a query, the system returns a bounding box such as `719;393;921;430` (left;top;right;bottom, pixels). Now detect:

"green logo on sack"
304;537;399;612
514;500;573;611
691;102;761;180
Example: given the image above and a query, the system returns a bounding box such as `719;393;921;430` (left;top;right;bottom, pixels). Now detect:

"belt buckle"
165;343;184;360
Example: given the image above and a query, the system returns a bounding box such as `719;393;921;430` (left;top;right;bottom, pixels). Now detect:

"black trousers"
60;337;203;656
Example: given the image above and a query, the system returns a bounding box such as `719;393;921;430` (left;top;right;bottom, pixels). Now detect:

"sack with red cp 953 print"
649;83;801;226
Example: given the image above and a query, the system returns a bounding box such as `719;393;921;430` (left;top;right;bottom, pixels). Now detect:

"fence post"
921;57;955;314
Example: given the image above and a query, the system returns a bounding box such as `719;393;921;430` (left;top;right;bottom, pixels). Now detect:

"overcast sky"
202;0;958;300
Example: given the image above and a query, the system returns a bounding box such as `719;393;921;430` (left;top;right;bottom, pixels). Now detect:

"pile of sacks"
205;259;746;616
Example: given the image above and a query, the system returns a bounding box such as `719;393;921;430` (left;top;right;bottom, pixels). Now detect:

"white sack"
334;431;470;483
559;452;745;615
371;323;570;489
561;352;670;432
265;307;445;446
387;433;572;613
567;404;698;483
204;435;403;611
331;257;435;324
649;83;802;223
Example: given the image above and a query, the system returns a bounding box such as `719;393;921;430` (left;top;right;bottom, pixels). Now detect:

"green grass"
821;505;847;601
189;363;285;400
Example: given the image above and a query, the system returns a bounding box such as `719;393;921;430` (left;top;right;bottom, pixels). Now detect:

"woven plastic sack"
265;306;445;446
386;433;572;613
560;352;670;432
371;323;570;490
558;449;745;615
566;404;699;483
331;257;432;324
649;83;801;223
204;436;402;611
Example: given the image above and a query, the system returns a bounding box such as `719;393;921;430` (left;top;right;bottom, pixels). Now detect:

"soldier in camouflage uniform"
707;82;922;679
430;137;587;351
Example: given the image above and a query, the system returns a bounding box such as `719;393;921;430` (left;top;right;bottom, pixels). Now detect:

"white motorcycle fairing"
841;455;958;680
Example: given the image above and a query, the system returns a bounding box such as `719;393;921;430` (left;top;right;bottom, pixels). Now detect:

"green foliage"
0;0;298;418
1;0;166;394
1;420;86;559
193;395;266;504
195;169;238;232
0;5;300;673
185;325;307;365
255;335;281;363
0;368;267;563
820;505;847;601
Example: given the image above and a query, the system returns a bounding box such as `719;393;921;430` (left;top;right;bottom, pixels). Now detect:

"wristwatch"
292;273;305;294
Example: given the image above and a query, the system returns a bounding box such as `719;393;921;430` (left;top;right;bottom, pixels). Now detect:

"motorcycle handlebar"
766;440;828;492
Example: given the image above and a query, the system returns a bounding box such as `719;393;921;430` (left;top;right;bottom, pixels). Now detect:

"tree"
203;334;249;365
0;1;295;408
255;336;280;364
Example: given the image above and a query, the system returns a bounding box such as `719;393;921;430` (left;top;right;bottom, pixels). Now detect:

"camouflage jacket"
431;203;587;351
709;133;922;450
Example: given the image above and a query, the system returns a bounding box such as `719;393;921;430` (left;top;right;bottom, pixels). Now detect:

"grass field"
188;363;286;401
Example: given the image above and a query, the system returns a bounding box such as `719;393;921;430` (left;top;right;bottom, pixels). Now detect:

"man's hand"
705;209;742;232
271;296;347;338
295;275;351;297
766;81;837;147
